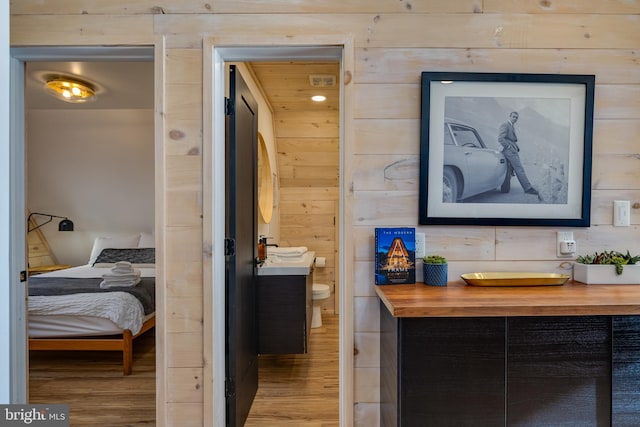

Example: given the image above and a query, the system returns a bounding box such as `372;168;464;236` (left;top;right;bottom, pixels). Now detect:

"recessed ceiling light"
311;95;327;102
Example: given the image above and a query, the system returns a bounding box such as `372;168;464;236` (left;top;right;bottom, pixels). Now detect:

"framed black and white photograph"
419;72;595;226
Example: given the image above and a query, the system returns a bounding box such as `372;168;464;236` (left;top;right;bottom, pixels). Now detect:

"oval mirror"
257;132;274;223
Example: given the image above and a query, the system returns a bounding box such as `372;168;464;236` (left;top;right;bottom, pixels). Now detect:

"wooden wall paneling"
279;199;335;215
593;119;640;154
354;119;419;155
167;403;204;427
356;48;640;84
10;15;154;45
593;154;640;190
277;138;339;154
484;0;640;14
165;260;203;297
572;226;640;255
496;228;561;261
354;84;419;119
353;155;418;191
612;316;640;426
507;316;611;426
353;190;418;225
275;111;339;138
279;187;339;200
595;85;640;119
166;367;204;403
166;332;204;367
165;296;204;334
14;14;640;50
11;0;482;15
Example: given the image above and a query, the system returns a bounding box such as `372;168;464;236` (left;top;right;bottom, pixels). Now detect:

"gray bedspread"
28;277;155;315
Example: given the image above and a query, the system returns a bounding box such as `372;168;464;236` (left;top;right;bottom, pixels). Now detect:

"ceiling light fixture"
44;76;96;103
311;95;327;102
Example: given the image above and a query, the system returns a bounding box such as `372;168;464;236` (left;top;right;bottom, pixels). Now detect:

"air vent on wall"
309;74;336;87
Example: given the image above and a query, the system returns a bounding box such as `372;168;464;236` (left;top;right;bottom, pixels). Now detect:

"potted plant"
574;250;640;284
423;255;448;286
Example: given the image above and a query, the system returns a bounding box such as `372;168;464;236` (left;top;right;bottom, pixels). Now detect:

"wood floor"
246;313;340;426
29;329;156;427
28;314;339;426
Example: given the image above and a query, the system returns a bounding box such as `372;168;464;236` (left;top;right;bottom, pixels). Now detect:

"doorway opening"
11;46;158;424
204;42;353;426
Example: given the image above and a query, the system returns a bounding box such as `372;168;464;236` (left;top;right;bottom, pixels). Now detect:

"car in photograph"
443;118;511;202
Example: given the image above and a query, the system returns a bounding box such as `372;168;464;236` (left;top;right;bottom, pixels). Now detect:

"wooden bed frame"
29;315;155;375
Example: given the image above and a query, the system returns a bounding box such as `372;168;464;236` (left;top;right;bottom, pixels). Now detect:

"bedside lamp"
28;212;74;232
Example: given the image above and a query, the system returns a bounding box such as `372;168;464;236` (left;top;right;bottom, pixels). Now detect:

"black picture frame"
419;72;595;226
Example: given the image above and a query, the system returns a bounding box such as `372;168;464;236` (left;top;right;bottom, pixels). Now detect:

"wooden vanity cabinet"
257;270;313;354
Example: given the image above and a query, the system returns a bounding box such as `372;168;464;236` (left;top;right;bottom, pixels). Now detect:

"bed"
27;235;156;375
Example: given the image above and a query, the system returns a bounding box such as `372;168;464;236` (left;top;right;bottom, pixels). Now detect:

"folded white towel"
100;276;141;288
267;246;308;257
101;261;141;288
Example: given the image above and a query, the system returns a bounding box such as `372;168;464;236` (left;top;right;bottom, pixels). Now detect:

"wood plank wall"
11;1;640;425
277;109;340;313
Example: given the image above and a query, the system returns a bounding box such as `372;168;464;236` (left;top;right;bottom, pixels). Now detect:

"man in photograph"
498;111;539;196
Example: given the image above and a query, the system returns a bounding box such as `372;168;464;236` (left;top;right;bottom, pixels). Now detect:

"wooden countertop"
375;281;640;317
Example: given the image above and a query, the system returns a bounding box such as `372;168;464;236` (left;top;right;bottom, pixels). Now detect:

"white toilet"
311;283;330;328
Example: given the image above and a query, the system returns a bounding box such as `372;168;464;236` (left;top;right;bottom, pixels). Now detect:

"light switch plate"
613;200;631;227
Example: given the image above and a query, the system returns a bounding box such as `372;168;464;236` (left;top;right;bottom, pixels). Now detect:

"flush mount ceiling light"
311;95;327;102
44;75;97;103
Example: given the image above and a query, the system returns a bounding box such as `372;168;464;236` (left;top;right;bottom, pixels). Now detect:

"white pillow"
138;232;155;248
87;234;141;266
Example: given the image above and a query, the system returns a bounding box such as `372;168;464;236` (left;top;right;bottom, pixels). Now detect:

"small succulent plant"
576;250;640;275
423;255;447;264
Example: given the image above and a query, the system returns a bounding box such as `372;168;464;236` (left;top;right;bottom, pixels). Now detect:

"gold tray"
461;272;570;287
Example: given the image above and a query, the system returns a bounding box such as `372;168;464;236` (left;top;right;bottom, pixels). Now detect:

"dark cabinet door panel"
612;315;640;426
400;317;506;427
507;316;611;427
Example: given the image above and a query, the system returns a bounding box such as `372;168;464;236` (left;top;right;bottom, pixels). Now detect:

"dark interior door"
225;65;259;427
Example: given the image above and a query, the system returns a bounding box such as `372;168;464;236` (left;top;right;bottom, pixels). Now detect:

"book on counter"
375;227;416;285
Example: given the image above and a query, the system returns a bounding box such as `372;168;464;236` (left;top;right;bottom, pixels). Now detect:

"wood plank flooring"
246;313;340;426
28;329;156;427
28;314;339;426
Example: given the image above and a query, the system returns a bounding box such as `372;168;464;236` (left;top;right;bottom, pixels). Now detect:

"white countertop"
256;251;315;276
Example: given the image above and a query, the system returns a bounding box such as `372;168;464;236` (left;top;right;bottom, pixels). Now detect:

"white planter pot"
573;263;640;285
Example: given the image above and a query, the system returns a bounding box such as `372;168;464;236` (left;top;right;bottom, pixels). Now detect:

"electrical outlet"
557;231;576;258
416;233;426;258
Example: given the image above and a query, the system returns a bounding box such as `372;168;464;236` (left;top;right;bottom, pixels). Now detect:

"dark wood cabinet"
257;271;313;354
380;304;640;426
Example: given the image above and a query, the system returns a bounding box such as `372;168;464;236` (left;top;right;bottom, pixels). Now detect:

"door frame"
8;45;161;406
203;36;355;426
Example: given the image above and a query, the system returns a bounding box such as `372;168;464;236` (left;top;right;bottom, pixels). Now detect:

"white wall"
0;0;11;403
26;109;154;266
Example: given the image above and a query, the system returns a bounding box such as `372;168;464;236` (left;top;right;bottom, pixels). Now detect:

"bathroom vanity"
256;251;315;354
376;281;640;426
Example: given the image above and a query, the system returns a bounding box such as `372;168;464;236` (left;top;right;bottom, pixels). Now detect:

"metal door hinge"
20;271;27;282
224;238;235;256
225;377;236;398
225;97;234;116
